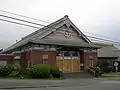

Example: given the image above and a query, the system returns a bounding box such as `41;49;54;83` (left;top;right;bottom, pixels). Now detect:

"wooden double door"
56;51;80;73
64;59;79;72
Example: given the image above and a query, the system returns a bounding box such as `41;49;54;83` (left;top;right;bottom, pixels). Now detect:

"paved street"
0;78;120;90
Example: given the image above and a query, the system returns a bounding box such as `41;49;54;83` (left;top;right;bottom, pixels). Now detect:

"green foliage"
89;66;102;77
0;64;62;79
8;71;20;77
0;65;12;77
93;67;102;74
0;64;25;77
50;66;60;78
29;64;50;78
97;61;112;73
8;65;25;77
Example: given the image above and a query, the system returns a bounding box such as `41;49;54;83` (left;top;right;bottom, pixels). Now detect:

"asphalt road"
0;78;120;90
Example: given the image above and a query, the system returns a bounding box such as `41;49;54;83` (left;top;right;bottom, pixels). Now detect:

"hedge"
0;64;62;79
50;66;60;78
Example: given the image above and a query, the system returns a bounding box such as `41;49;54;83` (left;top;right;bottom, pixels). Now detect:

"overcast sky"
0;0;120;49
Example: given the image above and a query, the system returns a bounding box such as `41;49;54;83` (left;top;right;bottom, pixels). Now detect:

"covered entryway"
56;51;80;73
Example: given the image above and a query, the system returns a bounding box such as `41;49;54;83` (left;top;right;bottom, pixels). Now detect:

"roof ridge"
22;15;68;40
2;15;69;53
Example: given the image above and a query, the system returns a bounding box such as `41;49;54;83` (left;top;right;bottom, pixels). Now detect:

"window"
64;51;70;56
42;59;48;64
89;60;93;67
89;56;93;67
42;55;48;64
72;52;78;57
64;51;71;59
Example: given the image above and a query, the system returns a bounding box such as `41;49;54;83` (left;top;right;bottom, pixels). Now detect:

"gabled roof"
95;43;119;58
3;15;99;53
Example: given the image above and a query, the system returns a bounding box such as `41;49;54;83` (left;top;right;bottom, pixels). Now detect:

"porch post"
62;51;64;73
70;51;73;72
78;51;81;72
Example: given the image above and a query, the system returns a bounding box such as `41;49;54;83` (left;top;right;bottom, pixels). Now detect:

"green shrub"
88;66;102;77
8;71;20;77
29;64;50;78
93;67;102;77
50;66;60;78
23;67;31;78
8;66;25;78
0;64;25;78
0;65;12;77
97;61;112;73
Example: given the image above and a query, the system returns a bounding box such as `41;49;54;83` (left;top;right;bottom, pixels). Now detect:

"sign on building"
114;62;119;72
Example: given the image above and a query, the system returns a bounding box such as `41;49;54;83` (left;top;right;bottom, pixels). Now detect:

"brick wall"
20;50;57;67
0;54;13;64
83;52;97;70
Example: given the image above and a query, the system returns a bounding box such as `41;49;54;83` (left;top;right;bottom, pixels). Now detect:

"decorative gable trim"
41;16;90;43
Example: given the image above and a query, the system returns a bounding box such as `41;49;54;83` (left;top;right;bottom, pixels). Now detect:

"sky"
0;0;120;49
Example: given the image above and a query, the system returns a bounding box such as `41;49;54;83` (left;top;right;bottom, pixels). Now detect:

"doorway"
56;51;80;73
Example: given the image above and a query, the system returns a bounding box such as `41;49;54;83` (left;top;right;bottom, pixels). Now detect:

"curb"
0;86;47;89
0;83;91;89
0;85;64;89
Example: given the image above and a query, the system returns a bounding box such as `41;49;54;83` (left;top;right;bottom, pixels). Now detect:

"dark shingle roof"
30;38;100;48
94;43;119;58
3;15;100;53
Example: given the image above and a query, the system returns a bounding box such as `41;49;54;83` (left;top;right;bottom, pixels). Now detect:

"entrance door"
73;60;79;72
72;52;80;72
64;60;71;72
56;51;80;73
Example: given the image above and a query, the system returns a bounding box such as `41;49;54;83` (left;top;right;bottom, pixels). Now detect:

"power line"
0;14;120;45
0;9;50;23
0;17;120;44
0;14;60;31
0;9;119;43
87;35;120;44
83;31;119;41
0;18;40;29
0;14;69;31
0;10;118;42
0;14;45;27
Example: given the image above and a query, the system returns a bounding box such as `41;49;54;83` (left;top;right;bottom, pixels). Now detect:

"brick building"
0;15;100;73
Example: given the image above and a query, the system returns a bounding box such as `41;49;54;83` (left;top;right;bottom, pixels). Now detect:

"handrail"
87;67;95;76
87;67;102;77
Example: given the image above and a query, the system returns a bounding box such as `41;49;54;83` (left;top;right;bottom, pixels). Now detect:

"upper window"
72;52;78;57
64;51;70;56
42;54;48;64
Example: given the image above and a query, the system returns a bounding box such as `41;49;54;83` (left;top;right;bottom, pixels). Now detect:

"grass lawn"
101;73;120;78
